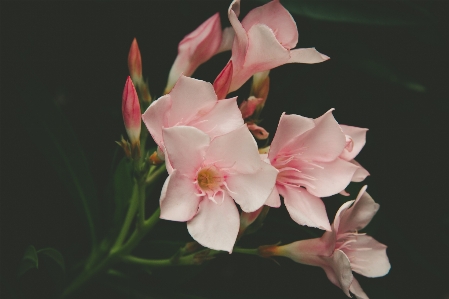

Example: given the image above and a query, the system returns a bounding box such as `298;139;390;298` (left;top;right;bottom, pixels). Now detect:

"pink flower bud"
128;38;143;85
122;76;141;145
239;96;264;119
247;123;269;140
250;71;270;104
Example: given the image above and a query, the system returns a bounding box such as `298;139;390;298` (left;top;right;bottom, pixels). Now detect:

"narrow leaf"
17;246;38;276
37;248;65;272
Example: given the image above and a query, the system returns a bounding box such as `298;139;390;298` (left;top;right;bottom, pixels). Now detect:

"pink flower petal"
166;13;223;92
187;192;240;252
268;113;315;161
288;48;330;64
226;161;278;212
340;125;368;161
162;126;210;176
213;60;233;100
142;94;171;147
322;250;353;297
217;27;235;54
280;185;331;231
192;97;243;139
204;125;261;174
349;278;369;299
337;186;379;233
166;76;216;127
288;109;347;162
160;170;201;222
299;158;359;198
230;24;291;92
228;0;248;70
351;160;370;182
264;185;281;208
241;0;298;49
279;238;330;265
343;235;390;278
239;96;264;119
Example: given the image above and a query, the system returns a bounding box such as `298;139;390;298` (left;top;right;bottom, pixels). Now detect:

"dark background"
1;1;448;298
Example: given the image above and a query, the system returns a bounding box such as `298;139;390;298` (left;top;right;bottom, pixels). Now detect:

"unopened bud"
122;76;141;147
240;96;264;119
148;147;165;165
247;123;269;140
128;38;143;85
250;71;270;105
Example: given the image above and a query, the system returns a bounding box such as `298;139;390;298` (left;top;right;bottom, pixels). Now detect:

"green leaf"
268;0;431;26
17;246;38;276
21;83;99;251
37;248;65;273
113;157;134;227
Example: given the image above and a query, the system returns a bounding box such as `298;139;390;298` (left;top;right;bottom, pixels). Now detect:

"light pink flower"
267;186;390;299
128;38;143;86
122;76;141;145
165;13;235;93
340;125;370;183
142;75;244;160
160;125;278;252
267;110;359;230
214;0;329;94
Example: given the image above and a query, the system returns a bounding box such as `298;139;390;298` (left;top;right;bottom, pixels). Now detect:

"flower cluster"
120;0;390;297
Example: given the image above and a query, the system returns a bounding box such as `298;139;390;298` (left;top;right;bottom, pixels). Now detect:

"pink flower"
165;13;235;94
160;125;278;252
340;125;370;184
142;75;244;160
122;76;141;146
128;38;143;86
267;110;359;230
265;186;390;299
214;0;329;94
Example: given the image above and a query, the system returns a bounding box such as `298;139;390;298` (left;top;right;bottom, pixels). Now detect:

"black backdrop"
1;1;449;298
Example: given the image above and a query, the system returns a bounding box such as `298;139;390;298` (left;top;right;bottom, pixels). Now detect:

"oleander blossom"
165;13;235;93
160;125;278;252
142;75;243;161
214;0;329;95
339;125;370;185
266;110;359;230
268;186;390;299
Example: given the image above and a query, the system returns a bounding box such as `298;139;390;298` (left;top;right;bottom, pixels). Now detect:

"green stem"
233;247;260;256
137;181;146;228
121;249;221;267
110;181;139;252
146;163;166;184
119;207;160;255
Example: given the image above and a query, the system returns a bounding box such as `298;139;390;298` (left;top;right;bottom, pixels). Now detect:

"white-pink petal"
142;95;171;147
288;48;330;64
280;185;331;231
268;113;315;161
340;125;368;161
166;76;216;127
300;158;359;198
343;235;390;278
337;186;379;234
162;126;210;176
322;250;353;297
191;97;244;139
204;125;261;174
264;185;281;208
349;278;369;299
187;193;240;252
288;109;347;162
226;161;278;212
160;170;201;222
